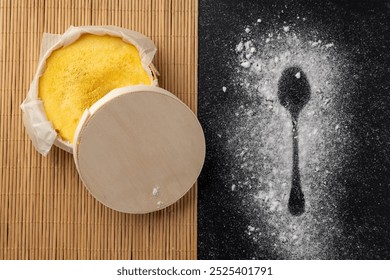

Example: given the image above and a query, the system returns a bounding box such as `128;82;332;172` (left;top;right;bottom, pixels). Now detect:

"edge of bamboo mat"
0;0;198;260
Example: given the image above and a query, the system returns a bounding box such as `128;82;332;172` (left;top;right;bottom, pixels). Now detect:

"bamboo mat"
0;0;198;259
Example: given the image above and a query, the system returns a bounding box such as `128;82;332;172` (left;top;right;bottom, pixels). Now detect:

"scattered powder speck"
152;186;160;196
283;26;290;32
244;40;253;50
257;19;262;23
240;61;251;68
222;86;227;92
245;27;251;33
325;43;334;49
157;201;164;208
311;41;320;47
295;72;301;79
236;41;244;52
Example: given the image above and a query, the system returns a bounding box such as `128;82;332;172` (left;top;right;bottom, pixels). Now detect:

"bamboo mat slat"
0;0;198;260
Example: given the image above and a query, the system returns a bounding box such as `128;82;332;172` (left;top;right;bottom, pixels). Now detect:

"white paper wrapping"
20;25;158;156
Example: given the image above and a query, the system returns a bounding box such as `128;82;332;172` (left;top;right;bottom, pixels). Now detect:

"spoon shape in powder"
277;66;311;216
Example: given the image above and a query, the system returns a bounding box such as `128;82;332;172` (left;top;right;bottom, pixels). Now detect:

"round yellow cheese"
39;34;152;143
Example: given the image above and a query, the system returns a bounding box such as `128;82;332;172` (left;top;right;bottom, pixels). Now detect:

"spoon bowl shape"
278;66;311;119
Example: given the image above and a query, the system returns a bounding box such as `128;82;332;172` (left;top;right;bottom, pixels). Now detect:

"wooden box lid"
73;85;205;214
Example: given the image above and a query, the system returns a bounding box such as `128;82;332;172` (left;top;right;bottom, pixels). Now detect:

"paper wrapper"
20;25;158;156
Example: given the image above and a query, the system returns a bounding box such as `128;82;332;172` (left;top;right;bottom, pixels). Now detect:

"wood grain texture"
0;0;198;259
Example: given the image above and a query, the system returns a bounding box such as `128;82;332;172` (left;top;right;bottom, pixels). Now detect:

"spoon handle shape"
288;117;305;216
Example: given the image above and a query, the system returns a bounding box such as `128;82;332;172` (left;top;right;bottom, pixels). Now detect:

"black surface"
198;0;390;259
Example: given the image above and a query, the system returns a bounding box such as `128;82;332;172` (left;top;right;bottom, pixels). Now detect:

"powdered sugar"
226;16;354;259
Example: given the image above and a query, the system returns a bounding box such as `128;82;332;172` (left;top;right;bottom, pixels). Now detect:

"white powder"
245;27;251;33
157;201;164;208
222;86;227;92
311;41;320;47
152;186;160;196
236;41;244;52
248;225;255;232
244;40;252;50
240;61;251;68
230;17;354;259
325;43;334;49
280;236;288;243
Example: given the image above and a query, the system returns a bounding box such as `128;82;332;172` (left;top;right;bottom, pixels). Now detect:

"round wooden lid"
73;85;205;213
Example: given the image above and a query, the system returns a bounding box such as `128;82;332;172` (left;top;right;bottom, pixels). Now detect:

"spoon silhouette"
277;66;311;216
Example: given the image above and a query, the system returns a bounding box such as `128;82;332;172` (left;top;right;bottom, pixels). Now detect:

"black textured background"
198;0;390;259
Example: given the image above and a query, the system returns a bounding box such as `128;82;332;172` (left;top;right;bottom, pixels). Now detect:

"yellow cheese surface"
39;34;152;143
